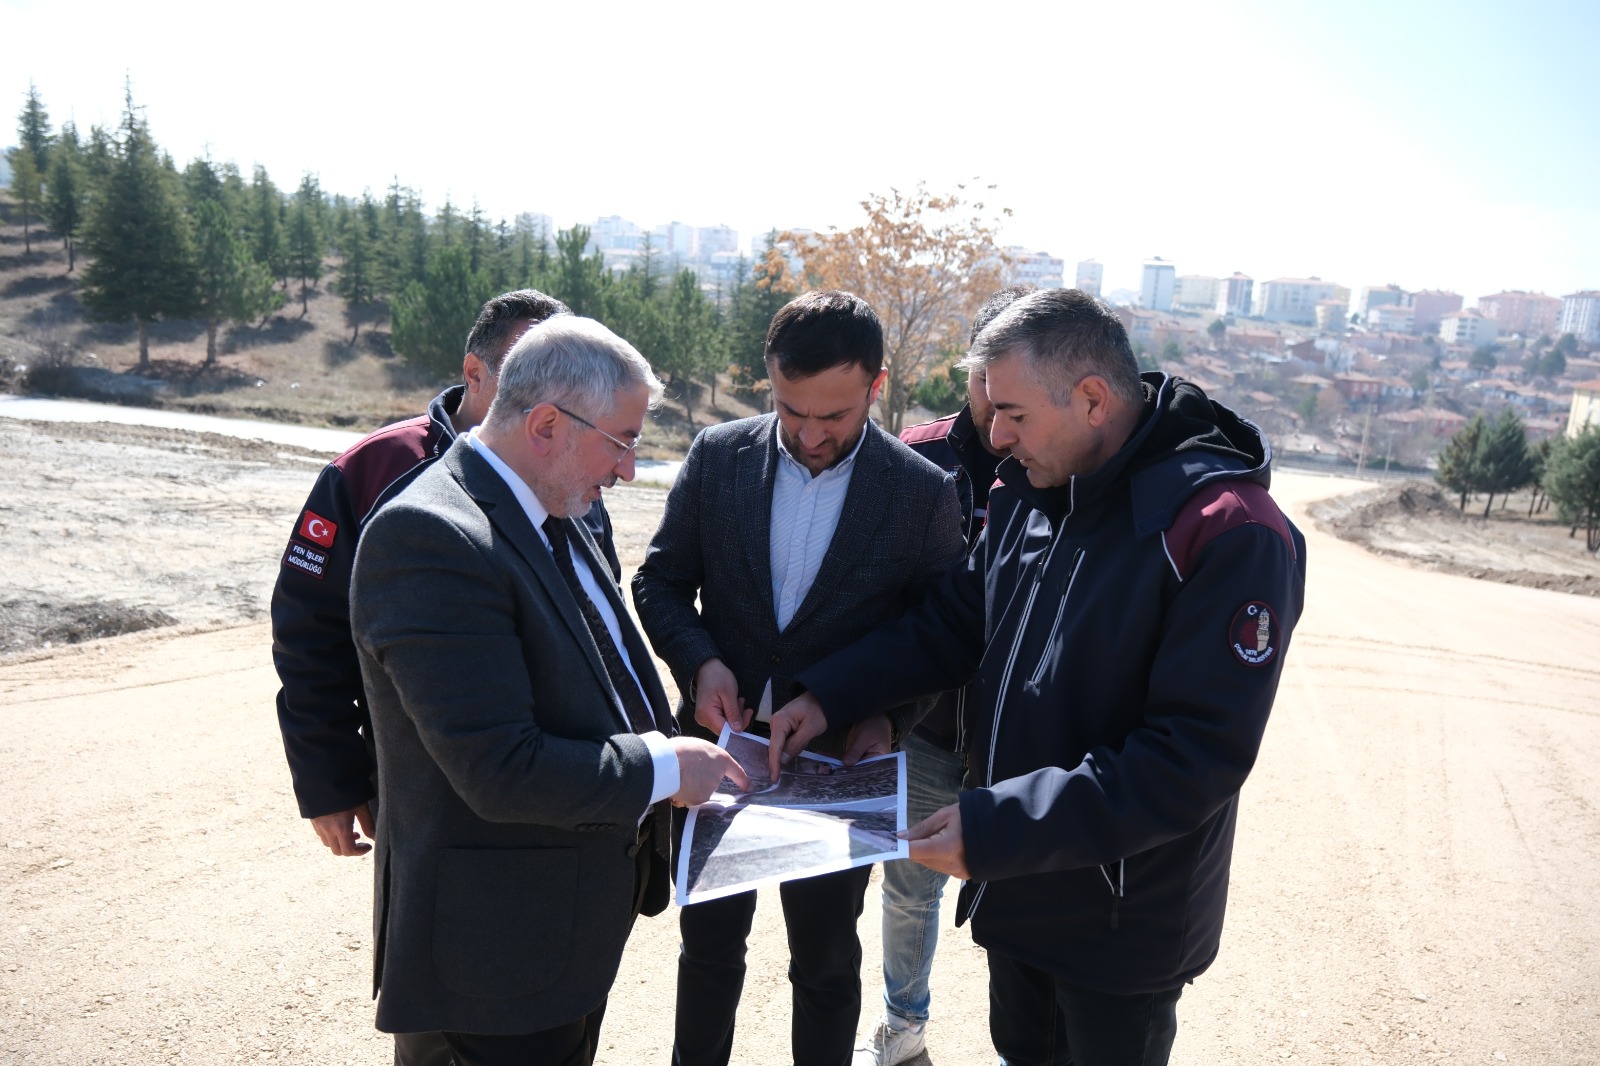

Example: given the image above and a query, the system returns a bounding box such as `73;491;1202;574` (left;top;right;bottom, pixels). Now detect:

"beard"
538;436;616;518
778;418;867;477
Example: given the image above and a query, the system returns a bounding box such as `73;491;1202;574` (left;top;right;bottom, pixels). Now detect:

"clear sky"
6;0;1597;305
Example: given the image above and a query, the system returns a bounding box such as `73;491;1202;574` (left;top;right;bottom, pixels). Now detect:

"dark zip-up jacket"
898;405;1003;753
271;386;620;819
799;374;1306;994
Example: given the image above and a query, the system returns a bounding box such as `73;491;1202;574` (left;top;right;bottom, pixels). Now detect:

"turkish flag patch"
1229;601;1278;666
298;510;338;548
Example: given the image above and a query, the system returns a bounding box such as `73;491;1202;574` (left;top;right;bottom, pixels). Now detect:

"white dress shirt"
466;430;679;807
769;421;866;633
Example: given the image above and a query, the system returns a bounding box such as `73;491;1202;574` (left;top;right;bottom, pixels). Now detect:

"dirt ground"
3;417;1599;1064
1308;480;1600;598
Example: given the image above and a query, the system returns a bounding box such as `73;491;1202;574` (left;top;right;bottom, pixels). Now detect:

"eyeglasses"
524;404;644;455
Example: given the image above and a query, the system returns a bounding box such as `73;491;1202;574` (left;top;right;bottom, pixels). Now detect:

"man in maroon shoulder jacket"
773;287;1307;1066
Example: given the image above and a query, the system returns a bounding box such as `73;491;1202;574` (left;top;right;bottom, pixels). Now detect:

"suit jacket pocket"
432;846;577;1000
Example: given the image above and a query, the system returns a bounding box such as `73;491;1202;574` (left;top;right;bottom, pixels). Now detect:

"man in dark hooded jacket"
769;287;1307;1065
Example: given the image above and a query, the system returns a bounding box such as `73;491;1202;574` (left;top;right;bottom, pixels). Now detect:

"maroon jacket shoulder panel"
329;414;438;522
899;413;958;446
1164;480;1296;581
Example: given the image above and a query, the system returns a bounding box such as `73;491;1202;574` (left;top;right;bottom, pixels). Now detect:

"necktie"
542;515;672;860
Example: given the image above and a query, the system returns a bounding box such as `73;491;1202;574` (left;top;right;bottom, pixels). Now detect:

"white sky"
7;0;1597;304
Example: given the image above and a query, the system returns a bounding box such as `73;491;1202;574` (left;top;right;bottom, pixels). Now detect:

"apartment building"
1477;291;1562;337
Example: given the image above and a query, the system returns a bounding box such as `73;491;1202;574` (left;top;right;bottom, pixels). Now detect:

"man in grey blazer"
351;316;746;1066
633;290;967;1066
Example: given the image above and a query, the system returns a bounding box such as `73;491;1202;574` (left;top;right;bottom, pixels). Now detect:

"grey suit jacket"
350;438;672;1037
632;415;965;756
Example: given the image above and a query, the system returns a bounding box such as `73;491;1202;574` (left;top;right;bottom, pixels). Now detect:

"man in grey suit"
351;316;747;1066
633;290;967;1066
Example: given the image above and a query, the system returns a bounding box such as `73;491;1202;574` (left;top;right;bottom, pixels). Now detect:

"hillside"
0;209;764;456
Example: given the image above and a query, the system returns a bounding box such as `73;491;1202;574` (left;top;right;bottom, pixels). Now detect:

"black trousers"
441;1001;606;1066
987;950;1182;1066
673;864;873;1066
394;1031;455;1066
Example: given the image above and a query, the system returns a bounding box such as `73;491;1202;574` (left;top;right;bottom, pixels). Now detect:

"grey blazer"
632;415;966;755
350;438;672;1037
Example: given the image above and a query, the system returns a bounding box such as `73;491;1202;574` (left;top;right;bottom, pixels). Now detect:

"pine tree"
1435;413;1486;512
1475;409;1533;517
391;245;490;381
655;269;718;428
248;167;288;292
192;197;279;364
548;225;611;319
1528;437;1555;516
334;195;378;344
1544;427;1600;553
78;87;199;369
16;81;52;172
724;236;797;405
8;148;42;254
287;173;324;316
465;199;487;275
44;123;84;270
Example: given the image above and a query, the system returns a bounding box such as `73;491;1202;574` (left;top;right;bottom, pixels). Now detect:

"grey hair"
958;288;1141;407
484;316;664;430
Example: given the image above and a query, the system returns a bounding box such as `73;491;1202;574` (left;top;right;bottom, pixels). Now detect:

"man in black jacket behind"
856;285;1030;1066
772;288;1307;1066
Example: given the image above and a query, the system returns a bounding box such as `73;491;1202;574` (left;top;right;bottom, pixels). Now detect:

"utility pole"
1356;403;1374;475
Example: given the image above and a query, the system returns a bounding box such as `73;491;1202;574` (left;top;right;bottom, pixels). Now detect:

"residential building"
1215;273;1254;317
1368;304;1415;333
1410;290;1463;333
1140;259;1175;311
1559;292;1600;344
1230;329;1280;353
515;212;555;245
1173;275;1219;310
1477;291;1562;337
1075;259;1104;297
749;228;804;261
1358;284;1408;320
588;215;643;255
1333;372;1383;402
1439;309;1499;349
1255;277;1341;325
1315;300;1349;333
696;224;739;259
652;220;696;261
1005;247;1065;289
1568;380;1600;437
1114;307;1161;347
697;250;748;290
1564;380;1600;436
1382;408;1468;436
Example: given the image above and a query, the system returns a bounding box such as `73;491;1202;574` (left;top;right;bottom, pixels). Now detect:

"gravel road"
2;417;1597;1065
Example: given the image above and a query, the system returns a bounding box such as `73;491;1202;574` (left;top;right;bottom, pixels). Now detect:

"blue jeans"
880;731;965;1025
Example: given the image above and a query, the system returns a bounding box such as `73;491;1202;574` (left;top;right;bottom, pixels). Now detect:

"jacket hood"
998;373;1274;537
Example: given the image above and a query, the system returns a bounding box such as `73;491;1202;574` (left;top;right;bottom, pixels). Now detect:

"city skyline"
5;0;1597;304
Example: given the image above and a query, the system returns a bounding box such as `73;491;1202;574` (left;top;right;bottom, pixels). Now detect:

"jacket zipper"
969;482;1076;922
1100;859;1125;929
1023;549;1086;692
